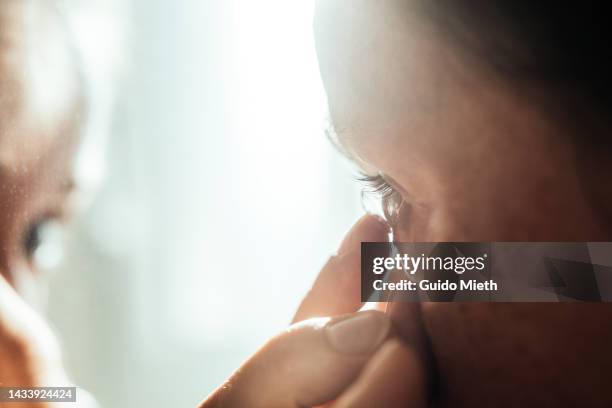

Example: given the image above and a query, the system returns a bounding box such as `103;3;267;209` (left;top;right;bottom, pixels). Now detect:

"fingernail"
337;215;390;255
325;311;391;354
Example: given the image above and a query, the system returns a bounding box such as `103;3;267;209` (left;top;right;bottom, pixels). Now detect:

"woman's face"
315;0;605;242
0;1;82;286
315;0;612;406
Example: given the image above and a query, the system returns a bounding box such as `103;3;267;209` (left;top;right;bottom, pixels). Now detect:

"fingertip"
360;301;388;312
291;252;362;323
292;215;390;324
337;214;390;255
325;310;391;355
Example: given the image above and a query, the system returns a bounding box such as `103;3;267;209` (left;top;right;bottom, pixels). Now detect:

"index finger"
292;215;389;323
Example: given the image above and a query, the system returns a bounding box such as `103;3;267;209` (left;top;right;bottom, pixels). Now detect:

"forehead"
314;0;454;183
315;0;436;128
314;0;535;191
0;0;82;170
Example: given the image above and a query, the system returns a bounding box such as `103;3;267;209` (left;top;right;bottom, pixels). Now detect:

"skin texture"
0;0;82;403
314;0;612;406
3;0;610;406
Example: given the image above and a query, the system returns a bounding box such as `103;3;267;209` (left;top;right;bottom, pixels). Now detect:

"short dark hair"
423;1;612;138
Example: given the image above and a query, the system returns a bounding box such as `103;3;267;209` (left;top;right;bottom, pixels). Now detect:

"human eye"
22;216;65;270
358;172;406;226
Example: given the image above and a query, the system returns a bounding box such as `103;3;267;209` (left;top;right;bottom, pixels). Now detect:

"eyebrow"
325;118;382;180
324;118;357;163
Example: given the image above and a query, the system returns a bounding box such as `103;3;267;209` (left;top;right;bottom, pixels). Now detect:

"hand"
0;273;70;407
327;301;431;408
199;215;431;407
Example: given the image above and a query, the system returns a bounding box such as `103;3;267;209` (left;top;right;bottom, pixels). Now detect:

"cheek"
391;202;431;242
423;303;612;406
0;183;28;280
391;201;476;242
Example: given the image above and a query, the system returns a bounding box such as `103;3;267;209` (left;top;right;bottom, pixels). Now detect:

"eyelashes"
358;174;396;199
357;173;405;225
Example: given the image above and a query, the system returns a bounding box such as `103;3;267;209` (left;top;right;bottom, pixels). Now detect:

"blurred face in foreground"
315;0;612;406
0;0;82;288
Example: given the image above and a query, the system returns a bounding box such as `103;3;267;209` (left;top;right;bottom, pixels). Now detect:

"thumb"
199;311;392;408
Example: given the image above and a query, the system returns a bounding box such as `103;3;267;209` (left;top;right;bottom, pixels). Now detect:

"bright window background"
45;1;363;407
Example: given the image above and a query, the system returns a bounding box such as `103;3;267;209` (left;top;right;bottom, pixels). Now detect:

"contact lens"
360;189;404;227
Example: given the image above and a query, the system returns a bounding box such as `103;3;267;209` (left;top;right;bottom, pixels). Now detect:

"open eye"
358;173;405;225
23;218;46;260
22;217;65;269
